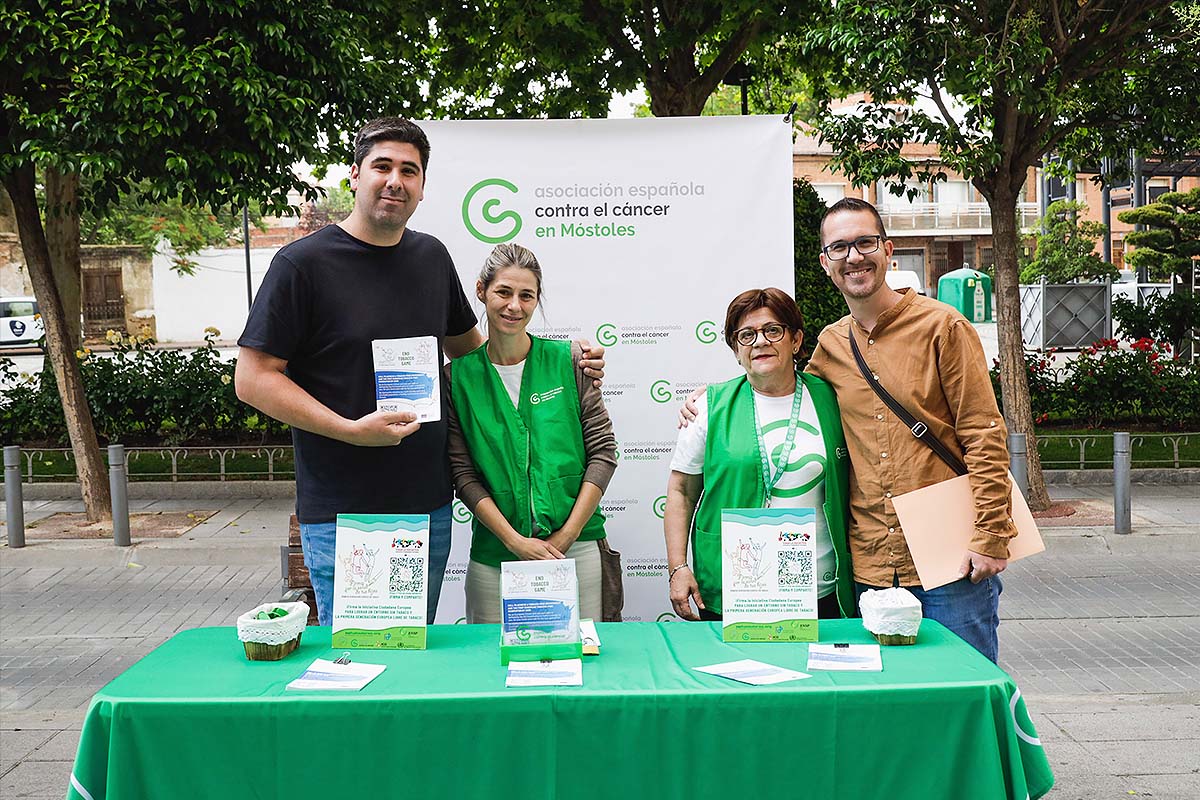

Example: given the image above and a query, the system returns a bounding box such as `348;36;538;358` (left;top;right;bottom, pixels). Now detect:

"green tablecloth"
67;620;1052;800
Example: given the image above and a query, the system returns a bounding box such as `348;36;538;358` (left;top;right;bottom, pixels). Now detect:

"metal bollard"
1008;432;1029;500
5;446;25;548
1113;432;1132;535
108;444;131;546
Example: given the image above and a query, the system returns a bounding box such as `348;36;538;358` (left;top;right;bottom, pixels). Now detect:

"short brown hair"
820;197;887;244
723;288;805;370
353;117;431;171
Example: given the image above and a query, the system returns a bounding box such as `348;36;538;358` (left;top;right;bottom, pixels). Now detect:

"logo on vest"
529;386;565;405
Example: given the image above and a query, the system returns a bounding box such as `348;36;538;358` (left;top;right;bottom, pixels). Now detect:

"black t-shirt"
238;224;477;523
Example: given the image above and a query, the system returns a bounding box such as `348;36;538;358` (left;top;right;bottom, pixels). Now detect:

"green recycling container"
937;268;993;322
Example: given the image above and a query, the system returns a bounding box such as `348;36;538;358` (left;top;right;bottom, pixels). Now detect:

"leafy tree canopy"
1118;187;1200;283
417;0;826;118
1020;200;1117;284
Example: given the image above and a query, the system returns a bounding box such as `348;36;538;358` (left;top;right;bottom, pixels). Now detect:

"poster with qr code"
332;513;430;650
720;508;818;643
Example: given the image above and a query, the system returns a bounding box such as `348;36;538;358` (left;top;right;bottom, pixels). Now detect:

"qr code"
389;556;424;594
778;549;813;588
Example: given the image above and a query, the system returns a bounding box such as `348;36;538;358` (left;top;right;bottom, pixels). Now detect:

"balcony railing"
878;202;1040;232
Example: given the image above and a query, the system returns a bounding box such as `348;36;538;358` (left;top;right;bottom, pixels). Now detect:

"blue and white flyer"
372;336;440;422
721;508;819;643
500;559;582;664
332;514;429;650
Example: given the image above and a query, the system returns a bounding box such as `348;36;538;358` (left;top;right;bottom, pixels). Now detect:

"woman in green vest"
663;288;854;621
446;243;619;623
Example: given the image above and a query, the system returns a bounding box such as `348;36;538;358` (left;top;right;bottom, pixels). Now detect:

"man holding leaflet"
235;118;603;626
806;197;1015;662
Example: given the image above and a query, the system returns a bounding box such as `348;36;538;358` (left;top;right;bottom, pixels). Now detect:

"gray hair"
478;243;544;300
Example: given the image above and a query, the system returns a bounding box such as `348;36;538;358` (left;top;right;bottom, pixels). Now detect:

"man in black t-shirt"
236;118;601;625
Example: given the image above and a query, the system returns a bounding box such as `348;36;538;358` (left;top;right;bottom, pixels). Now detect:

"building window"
936;180;971;205
878;179;928;206
980;247;995;270
811;184;845;206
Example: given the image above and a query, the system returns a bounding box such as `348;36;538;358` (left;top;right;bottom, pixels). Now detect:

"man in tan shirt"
806;197;1016;662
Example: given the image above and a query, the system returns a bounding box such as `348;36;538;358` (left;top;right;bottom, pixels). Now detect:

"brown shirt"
806;289;1017;587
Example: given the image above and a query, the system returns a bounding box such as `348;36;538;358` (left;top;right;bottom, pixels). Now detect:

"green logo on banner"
695;320;718;344
650;379;672;403
452;501;473;523
462;178;522;243
657;612;678;622
653;495;668;518
596;323;618;346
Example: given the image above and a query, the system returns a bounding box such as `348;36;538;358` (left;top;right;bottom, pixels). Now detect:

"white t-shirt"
491;360;525;408
670;388;837;598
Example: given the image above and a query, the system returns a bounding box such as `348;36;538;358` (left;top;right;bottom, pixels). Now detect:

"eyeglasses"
734;323;788;347
822;235;884;261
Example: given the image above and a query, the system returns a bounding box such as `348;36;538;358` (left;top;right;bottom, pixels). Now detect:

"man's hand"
669;565;705;620
576;339;606;387
508;536;566;561
343;410;420;447
958;550;1008;583
677;387;704;428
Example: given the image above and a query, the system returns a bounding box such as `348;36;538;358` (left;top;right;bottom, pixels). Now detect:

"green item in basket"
254;607;290;620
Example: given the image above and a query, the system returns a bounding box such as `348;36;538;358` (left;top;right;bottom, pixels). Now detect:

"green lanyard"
752;374;804;507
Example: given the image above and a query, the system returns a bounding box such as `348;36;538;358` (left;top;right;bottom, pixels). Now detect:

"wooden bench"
280;515;320;626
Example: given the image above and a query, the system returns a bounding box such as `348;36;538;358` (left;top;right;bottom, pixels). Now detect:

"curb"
19;480;296;500
14;469;1200;501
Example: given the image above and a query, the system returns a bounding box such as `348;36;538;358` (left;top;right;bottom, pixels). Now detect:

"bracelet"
668;563;691;580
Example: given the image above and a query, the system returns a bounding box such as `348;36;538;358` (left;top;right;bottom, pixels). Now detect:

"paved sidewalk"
2;486;1198;798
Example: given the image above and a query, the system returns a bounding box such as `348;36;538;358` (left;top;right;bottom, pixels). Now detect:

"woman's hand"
507;536;566;561
669;565;705;621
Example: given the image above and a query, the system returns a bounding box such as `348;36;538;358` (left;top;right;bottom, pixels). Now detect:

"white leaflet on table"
693;659;811;686
806;644;883;672
505;658;584;687
286;659;386;691
580;618;600;655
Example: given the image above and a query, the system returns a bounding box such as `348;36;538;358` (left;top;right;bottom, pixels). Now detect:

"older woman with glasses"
662;288;854;621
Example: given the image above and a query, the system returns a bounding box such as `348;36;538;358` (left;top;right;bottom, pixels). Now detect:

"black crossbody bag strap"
847;327;968;476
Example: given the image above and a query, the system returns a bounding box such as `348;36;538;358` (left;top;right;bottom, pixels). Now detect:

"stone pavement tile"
1045;705;1200;742
0;730;54;773
1081;739;1200;776
25;730;80;761
1039;737;1128;800
184;499;269;539
1120;773;1200;799
0;760;71;797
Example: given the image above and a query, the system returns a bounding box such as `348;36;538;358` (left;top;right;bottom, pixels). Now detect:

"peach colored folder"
891;471;1044;590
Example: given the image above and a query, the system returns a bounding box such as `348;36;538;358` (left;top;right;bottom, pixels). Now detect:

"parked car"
0;296;44;347
884;268;925;295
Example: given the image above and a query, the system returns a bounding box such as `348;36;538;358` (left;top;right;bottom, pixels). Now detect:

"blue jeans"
300;503;453;626
856;575;1003;663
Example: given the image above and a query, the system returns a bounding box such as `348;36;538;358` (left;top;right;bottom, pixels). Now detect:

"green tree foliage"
803;0;1200;510
1;0;421;519
792;179;841;361
1112;292;1200;355
79;181;266;275
299;183;355;234
1118;187;1200;284
420;1;823;117
1019;200;1118;284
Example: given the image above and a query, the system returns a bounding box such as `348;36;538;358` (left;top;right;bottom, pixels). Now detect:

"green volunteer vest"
451;336;606;567
693;373;854;616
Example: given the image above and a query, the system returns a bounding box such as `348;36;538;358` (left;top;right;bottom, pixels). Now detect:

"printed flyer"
372;336;441;422
500;559;582;664
721;508;819;643
332;514;429;649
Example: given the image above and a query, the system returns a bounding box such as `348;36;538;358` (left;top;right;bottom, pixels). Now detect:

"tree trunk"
44;168;83;349
3;164;112;522
989;189;1052;511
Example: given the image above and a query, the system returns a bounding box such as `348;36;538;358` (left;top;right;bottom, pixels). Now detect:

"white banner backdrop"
414;116;794;622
